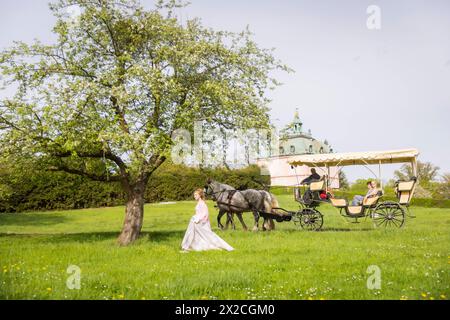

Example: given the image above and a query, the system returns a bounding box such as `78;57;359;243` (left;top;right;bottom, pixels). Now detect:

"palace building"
278;110;332;156
256;110;339;187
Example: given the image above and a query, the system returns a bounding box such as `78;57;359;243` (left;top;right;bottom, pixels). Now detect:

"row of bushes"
333;190;450;208
0;162;269;213
0;170;126;213
146;164;268;202
1;161;447;212
269;186;450;208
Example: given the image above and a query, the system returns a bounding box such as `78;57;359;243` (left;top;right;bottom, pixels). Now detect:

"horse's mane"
211;180;234;191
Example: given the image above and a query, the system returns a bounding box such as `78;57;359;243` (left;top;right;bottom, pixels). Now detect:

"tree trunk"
117;185;146;246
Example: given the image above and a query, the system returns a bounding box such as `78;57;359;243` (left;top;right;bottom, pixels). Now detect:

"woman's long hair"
195;188;206;200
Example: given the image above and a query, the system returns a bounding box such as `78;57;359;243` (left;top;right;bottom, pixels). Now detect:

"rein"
206;184;251;212
205;182;293;223
206;184;274;215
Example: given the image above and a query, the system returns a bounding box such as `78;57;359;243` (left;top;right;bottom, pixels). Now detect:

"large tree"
0;0;289;245
394;161;440;185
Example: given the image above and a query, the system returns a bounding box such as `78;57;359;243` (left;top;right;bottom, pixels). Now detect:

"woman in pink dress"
181;189;234;252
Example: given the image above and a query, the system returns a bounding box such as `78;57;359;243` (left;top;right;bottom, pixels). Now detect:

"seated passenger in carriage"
351;180;379;206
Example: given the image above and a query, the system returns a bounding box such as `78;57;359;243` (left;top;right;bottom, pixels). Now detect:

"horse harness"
210;187;274;219
206;183;293;223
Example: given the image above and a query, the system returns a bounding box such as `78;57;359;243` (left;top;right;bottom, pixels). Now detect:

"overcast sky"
1;0;449;182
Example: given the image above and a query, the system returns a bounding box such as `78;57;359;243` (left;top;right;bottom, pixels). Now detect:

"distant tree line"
346;161;449;200
1;158;447;213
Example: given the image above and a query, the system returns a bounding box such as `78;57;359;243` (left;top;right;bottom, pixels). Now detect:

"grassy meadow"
0;194;449;300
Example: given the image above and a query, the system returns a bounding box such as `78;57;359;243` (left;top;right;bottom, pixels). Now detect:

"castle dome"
278;109;331;156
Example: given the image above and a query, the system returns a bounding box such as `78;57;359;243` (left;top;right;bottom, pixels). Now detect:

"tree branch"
52;149;127;174
145;155;166;178
48;165;121;182
110;96;130;134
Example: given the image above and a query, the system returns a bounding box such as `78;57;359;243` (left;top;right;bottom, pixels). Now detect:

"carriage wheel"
292;204;306;225
372;202;405;228
296;208;323;231
292;211;302;226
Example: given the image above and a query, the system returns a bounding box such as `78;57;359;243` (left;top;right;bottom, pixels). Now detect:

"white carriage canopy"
289;148;420;176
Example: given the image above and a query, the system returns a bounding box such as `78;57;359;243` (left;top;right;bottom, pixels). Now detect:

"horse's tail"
260;191;275;212
263;192;277;230
269;194;280;214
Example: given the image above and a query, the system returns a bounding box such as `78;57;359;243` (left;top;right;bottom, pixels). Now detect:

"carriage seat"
394;177;417;206
329;198;364;216
294;179;326;204
330;191;383;217
309;179;325;192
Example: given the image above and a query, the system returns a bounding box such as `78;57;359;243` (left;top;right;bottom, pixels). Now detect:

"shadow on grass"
320;227;373;232
141;230;186;242
280;227;373;233
0;230;186;244
0;212;69;226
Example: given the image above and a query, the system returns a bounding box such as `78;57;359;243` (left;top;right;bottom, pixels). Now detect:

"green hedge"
147;163;269;202
1;162;447;212
0;163;269;213
0;171;126;213
268;186;450;208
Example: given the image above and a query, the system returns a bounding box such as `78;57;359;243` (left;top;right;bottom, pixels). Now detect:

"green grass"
0;195;449;300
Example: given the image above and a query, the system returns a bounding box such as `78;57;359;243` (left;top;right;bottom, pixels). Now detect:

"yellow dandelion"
421;293;427;298
319;297;325;300
308;297;313;300
430;297;434;300
46;288;52;292
440;295;446;299
118;294;124;299
141;297;146;300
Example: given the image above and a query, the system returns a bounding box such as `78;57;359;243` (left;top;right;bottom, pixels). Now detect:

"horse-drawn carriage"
205;148;419;232
287;148;420;230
